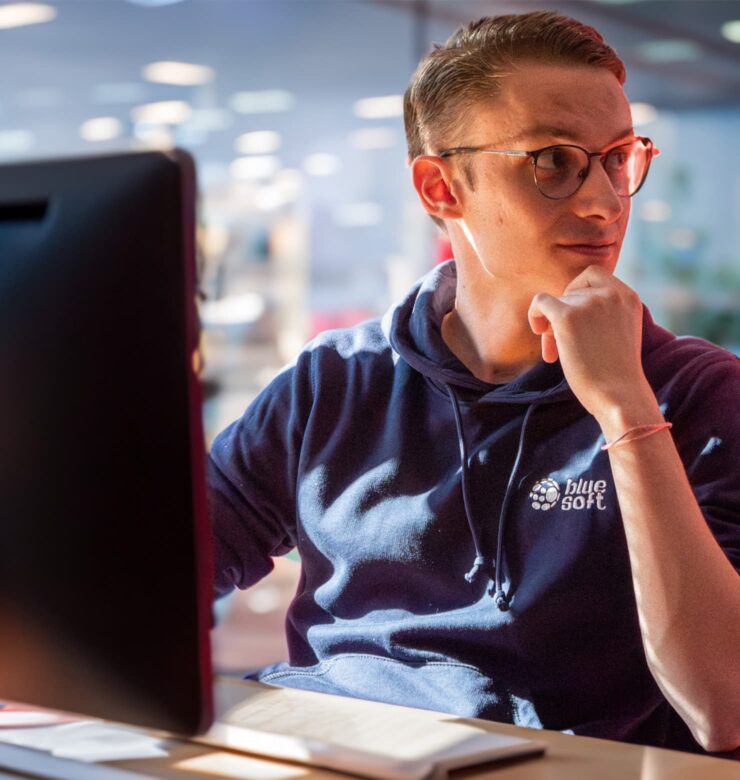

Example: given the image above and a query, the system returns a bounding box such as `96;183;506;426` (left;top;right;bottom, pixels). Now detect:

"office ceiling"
0;1;738;177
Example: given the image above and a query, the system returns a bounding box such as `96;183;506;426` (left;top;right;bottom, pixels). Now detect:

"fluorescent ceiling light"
636;39;702;63
0;3;56;29
131;100;191;124
0;129;34;153
303;153;340;177
80;117;123;142
639;200;671;222
721;20;740;44
353;95;403;119
92;82;148;104
234;130;281;155
334;202;384;227
229;155;280;180
348;127;397;150
143;60;214;86
229;90;294;114
630;102;658;127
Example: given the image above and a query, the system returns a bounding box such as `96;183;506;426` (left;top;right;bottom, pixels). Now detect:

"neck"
441;266;543;384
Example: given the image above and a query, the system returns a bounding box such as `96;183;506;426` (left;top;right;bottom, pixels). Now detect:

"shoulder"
642;315;740;402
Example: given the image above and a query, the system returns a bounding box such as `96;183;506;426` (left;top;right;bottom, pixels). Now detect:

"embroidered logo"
529;478;608;511
529;478;561;510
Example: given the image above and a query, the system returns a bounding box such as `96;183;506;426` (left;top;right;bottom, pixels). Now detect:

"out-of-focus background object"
2;0;738;674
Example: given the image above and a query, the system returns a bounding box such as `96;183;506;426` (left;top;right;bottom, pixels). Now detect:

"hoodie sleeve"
669;349;740;571
207;354;313;597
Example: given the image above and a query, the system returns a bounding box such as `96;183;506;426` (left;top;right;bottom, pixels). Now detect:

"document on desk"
199;679;546;780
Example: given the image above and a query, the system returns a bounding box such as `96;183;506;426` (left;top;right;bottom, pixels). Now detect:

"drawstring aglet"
464;555;487;583
494;589;510;611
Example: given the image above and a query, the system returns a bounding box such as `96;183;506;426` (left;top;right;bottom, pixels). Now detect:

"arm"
529;266;740;752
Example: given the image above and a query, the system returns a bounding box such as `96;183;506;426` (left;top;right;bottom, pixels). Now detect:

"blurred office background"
2;0;738;672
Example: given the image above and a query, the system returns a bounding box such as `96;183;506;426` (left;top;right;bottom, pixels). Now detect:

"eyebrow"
500;125;635;148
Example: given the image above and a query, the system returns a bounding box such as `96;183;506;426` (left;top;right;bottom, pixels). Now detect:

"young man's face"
448;62;634;299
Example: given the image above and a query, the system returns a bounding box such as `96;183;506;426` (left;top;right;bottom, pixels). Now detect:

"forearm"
598;392;740;752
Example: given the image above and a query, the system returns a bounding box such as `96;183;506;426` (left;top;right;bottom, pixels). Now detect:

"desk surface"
1;678;737;780
111;678;738;780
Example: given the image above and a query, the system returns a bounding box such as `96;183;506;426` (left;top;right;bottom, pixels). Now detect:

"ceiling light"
348;127;397;150
80;117;123;142
131;100;191;124
142;61;214;86
353;95;403;119
229;90;294;114
636;39;702;63
133;123;174;150
229;156;280;180
0;3;56;30
126;0;185;6
721;20;740;44
303;153;340;177
234;130;281;155
630;102;658;126
0;129;34;153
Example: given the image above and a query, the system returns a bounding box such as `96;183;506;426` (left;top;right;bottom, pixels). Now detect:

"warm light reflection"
0;3;56;29
142;60;214;86
175;751;307;780
131;100;191;124
353;94;403;119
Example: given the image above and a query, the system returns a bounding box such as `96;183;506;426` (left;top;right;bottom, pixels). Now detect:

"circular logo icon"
529;478;561;511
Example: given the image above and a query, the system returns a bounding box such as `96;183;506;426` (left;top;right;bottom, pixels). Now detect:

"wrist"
592;382;664;442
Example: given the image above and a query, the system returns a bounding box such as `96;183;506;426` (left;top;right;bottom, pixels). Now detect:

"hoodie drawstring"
446;384;538;611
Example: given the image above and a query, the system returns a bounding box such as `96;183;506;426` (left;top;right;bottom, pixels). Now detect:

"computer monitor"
0;149;213;734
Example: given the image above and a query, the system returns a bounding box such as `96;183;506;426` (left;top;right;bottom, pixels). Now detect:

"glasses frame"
438;136;655;200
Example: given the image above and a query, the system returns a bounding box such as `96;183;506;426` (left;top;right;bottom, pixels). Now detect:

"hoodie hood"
382;260;572;404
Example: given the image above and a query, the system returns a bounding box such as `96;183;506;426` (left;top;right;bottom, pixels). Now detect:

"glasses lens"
534;139;653;198
604;139;651;197
534;146;590;198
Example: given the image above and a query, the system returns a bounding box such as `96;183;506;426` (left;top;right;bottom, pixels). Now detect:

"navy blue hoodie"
208;261;740;753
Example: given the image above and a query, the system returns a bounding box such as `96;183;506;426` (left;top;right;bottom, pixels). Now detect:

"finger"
528;292;569;332
541;327;559;364
562;264;612;295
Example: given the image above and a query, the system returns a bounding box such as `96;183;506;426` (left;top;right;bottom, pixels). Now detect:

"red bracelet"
601;422;673;451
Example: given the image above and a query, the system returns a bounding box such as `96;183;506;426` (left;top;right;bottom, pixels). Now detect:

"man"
208;11;740;754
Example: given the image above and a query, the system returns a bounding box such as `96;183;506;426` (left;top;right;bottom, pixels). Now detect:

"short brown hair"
404;10;626;164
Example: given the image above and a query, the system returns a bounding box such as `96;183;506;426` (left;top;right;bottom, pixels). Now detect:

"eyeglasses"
438;136;655;200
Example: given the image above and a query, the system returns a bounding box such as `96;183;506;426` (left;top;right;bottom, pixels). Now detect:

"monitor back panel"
0;150;213;734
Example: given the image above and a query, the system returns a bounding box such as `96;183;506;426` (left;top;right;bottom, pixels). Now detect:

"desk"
1;678;738;780
115;678;740;780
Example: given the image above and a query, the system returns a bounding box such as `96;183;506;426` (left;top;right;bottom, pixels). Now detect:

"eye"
605;145;631;171
536;146;576;172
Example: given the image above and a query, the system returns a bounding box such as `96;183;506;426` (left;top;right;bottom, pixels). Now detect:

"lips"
556;241;616;256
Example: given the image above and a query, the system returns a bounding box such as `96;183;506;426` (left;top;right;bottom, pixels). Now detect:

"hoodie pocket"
258;653;512;721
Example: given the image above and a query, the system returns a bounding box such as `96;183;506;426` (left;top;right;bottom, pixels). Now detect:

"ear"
411;155;464;221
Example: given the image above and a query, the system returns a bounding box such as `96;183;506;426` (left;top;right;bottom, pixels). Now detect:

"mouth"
555;241;617;257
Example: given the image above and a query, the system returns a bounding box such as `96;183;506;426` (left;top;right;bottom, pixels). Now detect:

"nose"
570;156;625;223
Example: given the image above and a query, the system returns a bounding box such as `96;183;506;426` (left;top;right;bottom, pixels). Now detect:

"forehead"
466;63;632;147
